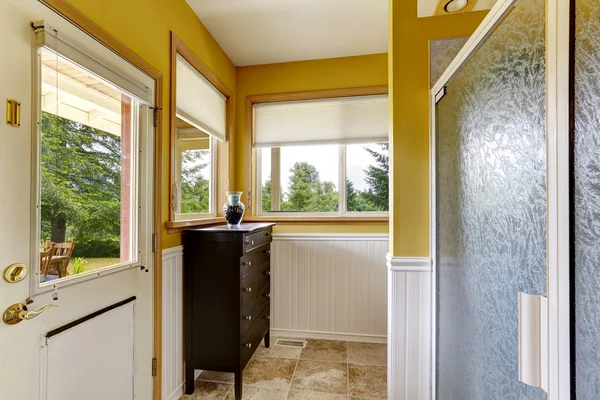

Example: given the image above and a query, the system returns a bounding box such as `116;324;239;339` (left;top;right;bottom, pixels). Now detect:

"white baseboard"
271;328;387;344
166;383;183;400
171;371;202;400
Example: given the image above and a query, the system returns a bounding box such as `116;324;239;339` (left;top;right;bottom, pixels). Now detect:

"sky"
260;143;387;193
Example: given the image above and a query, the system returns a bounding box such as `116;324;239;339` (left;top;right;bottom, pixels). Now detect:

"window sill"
244;216;389;224
165;217;226;233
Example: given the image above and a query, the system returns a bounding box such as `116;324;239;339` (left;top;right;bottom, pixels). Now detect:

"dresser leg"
185;365;195;394
264;328;271;348
234;371;243;400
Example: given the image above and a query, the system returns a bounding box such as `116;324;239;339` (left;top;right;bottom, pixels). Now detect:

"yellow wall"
67;0;488;247
234;54;389;234
65;0;237;249
389;3;488;256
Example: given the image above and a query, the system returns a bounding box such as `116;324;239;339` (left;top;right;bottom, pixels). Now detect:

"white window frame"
256;143;389;218
31;37;154;294
173;125;217;221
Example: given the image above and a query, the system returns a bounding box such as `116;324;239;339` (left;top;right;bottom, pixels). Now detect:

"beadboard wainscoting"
270;234;389;342
161;246;184;400
387;255;432;400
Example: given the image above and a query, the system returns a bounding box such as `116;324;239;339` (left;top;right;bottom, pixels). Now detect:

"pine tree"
261;177;272;211
363;143;389;211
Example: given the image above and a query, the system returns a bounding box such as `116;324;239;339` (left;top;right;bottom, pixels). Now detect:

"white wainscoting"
271;234;389;342
161;236;393;400
162;246;184;400
387;255;432;400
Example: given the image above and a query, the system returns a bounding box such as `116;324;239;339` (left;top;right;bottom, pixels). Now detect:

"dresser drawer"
244;228;272;253
242;262;270;306
242;305;270;366
241;283;270;336
240;243;271;278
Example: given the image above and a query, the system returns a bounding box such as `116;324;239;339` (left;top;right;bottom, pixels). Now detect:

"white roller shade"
176;54;227;142
34;22;152;104
254;94;389;147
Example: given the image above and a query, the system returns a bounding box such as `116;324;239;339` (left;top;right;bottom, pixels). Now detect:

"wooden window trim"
169;32;233;224
245;85;389;222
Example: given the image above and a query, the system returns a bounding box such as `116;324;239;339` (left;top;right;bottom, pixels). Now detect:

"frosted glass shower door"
434;0;548;398
574;0;600;397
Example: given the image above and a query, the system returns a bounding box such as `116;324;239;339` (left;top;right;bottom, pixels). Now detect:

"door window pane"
346;142;389;212
39;47;136;283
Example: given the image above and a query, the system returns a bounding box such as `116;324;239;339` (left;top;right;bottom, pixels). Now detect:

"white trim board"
272;233;389;241
386;254;432;272
271;329;386;344
161;245;183;258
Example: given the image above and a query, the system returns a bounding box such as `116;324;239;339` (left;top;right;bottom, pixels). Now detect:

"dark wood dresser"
183;223;275;400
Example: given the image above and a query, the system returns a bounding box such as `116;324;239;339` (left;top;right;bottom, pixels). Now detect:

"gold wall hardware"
3;263;28;283
3;303;57;325
5;99;21;127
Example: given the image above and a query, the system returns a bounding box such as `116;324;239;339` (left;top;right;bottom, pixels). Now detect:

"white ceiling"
186;0;495;67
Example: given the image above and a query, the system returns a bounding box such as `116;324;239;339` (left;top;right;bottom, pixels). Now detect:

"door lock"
3;303;57;325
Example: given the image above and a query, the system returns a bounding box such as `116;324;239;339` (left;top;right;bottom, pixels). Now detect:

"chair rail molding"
387;254;432;400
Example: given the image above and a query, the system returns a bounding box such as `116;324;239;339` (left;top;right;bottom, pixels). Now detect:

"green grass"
67;258;121;275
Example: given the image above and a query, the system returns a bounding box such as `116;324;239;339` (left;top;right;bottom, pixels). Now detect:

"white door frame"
429;0;571;398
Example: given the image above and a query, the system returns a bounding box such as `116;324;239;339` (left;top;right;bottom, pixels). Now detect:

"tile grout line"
346;341;350;399
286;353;301;399
222;384;234;400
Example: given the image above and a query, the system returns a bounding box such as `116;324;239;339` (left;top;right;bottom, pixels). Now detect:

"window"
258;142;389;215
35;23;152;285
254;93;389;216
169;34;232;224
174;116;215;216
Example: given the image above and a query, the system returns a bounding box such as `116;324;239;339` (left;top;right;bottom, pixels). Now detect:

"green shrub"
72;240;120;258
72;257;88;275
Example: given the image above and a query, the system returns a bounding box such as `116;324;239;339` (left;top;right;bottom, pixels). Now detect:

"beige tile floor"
180;338;387;400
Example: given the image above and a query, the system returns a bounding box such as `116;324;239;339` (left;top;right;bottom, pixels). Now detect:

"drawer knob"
265;315;270;320
264;250;271;255
243;261;252;267
244;315;252;321
246;240;255;245
265;233;270;237
243;287;252;292
265;293;270;298
245;343;252;349
264;271;271;276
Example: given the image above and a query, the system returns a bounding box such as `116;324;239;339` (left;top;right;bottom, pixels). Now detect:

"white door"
0;1;155;399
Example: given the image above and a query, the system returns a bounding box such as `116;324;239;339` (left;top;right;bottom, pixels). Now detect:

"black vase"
223;191;245;226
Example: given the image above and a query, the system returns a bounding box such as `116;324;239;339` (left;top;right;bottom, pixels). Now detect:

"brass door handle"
3;303;58;325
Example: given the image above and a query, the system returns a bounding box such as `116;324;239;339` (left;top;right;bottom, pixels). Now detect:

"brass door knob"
3;303;57;325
